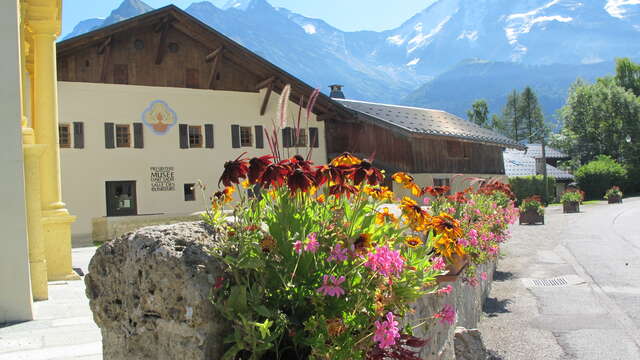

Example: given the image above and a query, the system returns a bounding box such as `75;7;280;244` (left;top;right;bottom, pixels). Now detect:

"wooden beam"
260;83;273;116
205;46;224;62
99;37;112;83
317;112;337;121
207;51;222;90
254;76;275;91
154;21;171;65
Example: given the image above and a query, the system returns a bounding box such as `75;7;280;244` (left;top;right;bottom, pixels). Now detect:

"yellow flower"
364;186;394;201
432;212;463;240
400;197;431;232
434;235;465;262
317;194;326;203
213;186;235;205
330;152;361;166
260;235;276;253
392;172;414;184
241;179;251;189
404;236;423;248
375;207;398;225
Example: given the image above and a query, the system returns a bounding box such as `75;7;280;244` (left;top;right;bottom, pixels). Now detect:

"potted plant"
519;195;544;225
561;190;581;213
604;186;623;204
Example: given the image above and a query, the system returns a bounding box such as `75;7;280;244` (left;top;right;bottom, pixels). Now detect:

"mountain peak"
102;0;154;27
223;0;271;11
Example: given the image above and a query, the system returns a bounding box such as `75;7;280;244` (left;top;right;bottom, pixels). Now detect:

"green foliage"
518;86;546;141
490;114;508;136
604;186;623;199
615;58;640;97
519;196;544;215
509;175;555;204
575;155;628;199
560;190;582;204
467;99;490;128
502;90;523;141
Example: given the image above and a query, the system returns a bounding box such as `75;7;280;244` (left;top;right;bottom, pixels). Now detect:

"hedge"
509;175;556;204
575;155;627;199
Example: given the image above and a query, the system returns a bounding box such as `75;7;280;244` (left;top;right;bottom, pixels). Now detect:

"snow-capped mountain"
64;0;640;109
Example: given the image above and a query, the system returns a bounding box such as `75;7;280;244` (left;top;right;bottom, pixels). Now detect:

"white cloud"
605;0;640;18
406;58;421;66
457;30;479;41
386;34;405;45
302;24;316;35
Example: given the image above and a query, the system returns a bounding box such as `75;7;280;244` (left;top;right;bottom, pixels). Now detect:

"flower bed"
204;150;518;359
604;186;623;204
561;190;582;213
518;196;545;225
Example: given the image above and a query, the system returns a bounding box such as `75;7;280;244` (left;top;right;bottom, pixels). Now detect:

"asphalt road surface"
480;198;640;360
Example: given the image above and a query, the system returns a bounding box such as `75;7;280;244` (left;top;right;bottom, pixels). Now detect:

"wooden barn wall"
326;118;505;174
57;23;261;92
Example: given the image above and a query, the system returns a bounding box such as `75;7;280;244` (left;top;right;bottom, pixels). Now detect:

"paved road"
481;198;640;360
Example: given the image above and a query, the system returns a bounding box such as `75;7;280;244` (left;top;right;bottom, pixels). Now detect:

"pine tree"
502;90;522;141
467;99;490;128
518;86;545;141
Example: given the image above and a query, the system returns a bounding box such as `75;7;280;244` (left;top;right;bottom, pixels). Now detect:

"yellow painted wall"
0;0;33;322
58;82;327;244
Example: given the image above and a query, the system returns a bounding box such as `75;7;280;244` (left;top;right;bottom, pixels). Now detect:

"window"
59;124;71;148
240;126;253;147
293;129;307;147
115;124;131;148
433;178;451;195
184;183;196;201
188;126;202;148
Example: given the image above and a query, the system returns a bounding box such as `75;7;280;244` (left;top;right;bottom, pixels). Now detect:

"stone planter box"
563;201;580;213
607;195;622;204
436;253;469;283
519;208;544;225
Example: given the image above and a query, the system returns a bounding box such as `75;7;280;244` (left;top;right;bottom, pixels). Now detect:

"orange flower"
326;318;346;337
434;235;465;261
400;197;431;232
375;207;397;225
353;233;373;255
432;212;463;240
425;186;450;197
213;186;235;204
364;186;394;201
404;236;423;248
317;194;326;203
260;235;276;253
392;172;414;184
330;152;361;167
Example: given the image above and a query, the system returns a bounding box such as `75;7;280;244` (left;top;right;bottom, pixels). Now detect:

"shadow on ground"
487;350;505;360
492;271;514;282
483;297;512;317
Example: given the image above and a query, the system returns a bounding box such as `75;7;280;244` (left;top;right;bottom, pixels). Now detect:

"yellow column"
28;5;78;281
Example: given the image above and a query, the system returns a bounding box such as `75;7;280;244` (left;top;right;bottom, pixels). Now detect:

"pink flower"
328;243;348;262
431;256;446;271
464;277;479;287
458;237;470;247
373;312;401;349
316;275;346;297
434;304;456;325
436;285;453;295
365;246;405;278
481;272;488;281
488;246;499;256
304;232;319;253
293;240;303;254
423;197;431;205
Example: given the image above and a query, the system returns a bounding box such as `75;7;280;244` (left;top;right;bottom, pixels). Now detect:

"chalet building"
54;6;521;244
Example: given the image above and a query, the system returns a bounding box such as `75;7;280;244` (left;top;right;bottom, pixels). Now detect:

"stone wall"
86;222;494;359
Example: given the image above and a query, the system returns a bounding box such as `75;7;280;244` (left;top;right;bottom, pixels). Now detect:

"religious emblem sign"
142;100;177;135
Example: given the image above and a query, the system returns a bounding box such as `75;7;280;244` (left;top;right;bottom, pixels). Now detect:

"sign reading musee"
150;166;175;192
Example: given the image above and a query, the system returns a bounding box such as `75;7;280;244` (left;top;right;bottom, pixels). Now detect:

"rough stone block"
454;327;488;360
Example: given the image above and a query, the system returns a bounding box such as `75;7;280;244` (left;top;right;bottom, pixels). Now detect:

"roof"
335;99;524;149
523;144;570;159
503;150;574;180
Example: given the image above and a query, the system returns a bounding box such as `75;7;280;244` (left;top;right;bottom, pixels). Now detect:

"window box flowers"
604;186;623;204
519;195;545;225
561;190;582;213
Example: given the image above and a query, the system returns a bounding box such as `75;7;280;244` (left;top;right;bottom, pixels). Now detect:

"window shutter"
133;122;144;149
73;122;84;149
255;125;264;149
205;124;214;148
104;122;115;149
179;124;189;149
231;124;240;148
282;127;292;148
309;127;319;148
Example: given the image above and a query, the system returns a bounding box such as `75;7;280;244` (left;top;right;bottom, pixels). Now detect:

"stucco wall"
58;82;327;244
0;0;33;323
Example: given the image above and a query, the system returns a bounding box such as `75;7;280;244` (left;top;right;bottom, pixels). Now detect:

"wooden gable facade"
56;5;348;119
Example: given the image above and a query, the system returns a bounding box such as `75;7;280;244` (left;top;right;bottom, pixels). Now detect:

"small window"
116;124;131;148
188;126;202;148
293;129;307;147
184;183;196;201
59;124;71;148
240;126;253;147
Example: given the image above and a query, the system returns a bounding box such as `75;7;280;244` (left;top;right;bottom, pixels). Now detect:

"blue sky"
61;0;433;37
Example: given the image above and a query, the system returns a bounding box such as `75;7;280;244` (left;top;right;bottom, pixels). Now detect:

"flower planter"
607;195;622;204
563;201;580;213
436;253;469;283
519;208;544;225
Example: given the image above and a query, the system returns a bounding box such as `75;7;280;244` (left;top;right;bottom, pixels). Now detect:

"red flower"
289;154;313;171
447;191;468;203
425;186;450;197
350;159;384;186
248;155;273;184
314;164;352;186
329;183;358;199
260;163;290;188
219;154;249;187
478;181;515;200
287;168;315;193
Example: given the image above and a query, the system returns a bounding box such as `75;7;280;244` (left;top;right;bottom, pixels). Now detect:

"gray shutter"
205;124;214;148
133;123;144;148
179;124;189;149
73;122;84;149
282;127;292;148
231;124;240;148
255;125;264;149
104;123;115;149
309;127;319;148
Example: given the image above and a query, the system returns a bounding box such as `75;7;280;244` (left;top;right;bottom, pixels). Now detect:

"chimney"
329;84;345;99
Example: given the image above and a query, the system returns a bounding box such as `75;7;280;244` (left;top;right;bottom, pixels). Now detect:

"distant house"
55;5;523;244
504;145;574;198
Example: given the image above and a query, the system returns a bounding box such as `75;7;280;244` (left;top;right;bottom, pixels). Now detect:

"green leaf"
254;305;273;318
221;343;244;360
227;285;248;313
